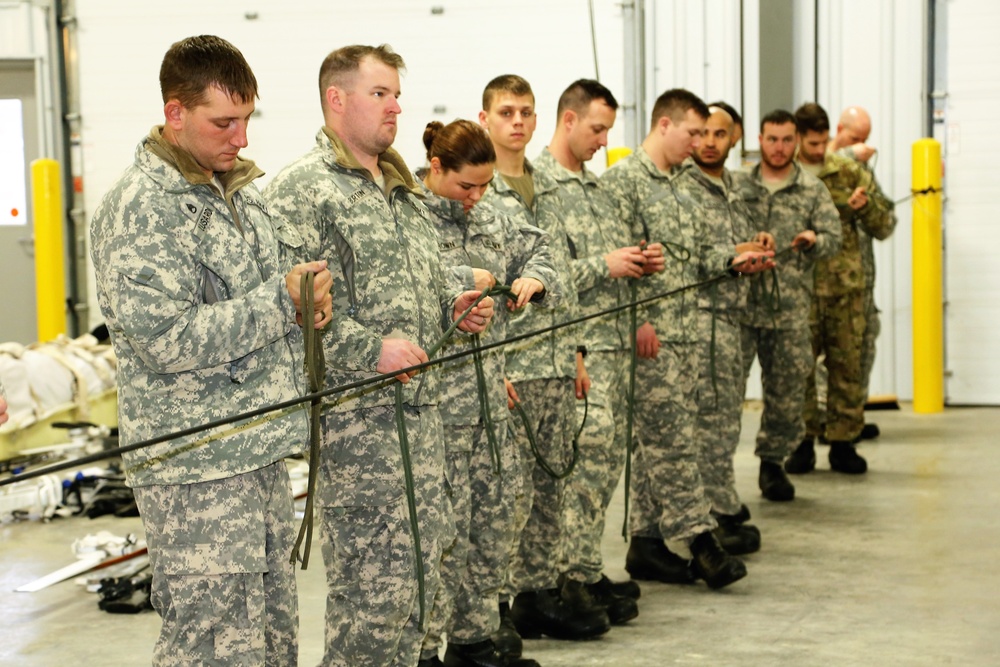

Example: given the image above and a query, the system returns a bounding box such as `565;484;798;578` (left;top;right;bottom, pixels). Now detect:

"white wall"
71;0;626;331
0;2;58;164
938;1;1000;404
0;0;980;404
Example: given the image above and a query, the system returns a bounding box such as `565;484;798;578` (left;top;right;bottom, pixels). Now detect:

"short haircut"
760;109;797;134
482;74;534;111
708;100;743;127
556;79;619;121
423;119;496;171
793;103;830;135
318;44;405;102
650;89;710;130
159;35;258;107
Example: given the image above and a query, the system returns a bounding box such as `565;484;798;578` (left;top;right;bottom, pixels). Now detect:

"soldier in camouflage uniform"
89;36;334;667
603;89;769;590
688;105;776;553
478;75;612;648
731;109;842;497
540;80;656;624
826;107;898;439
264;46;495;667
416;119;559;667
789;103;895;475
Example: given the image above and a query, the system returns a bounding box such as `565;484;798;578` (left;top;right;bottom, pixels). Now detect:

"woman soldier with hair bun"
417;119;561;667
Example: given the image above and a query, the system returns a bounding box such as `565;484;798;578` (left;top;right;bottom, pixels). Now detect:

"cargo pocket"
157;541;268;661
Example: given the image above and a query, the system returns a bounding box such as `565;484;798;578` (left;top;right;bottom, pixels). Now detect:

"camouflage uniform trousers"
133;460;297;667
741;324;813;463
562;349;629;583
318;405;452;667
804;290;867;442
694;311;746;516
629;342;715;543
421;419;522;658
505;376;576;594
815;288;879;414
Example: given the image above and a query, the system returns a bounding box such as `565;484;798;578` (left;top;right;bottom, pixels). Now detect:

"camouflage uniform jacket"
601;147;701;343
835;147;898;291
537;149;631;353
90;127;308;487
812;152;896;297
732;162;842;329
264;128;468;412
678;162;758;314
420;182;561;425
482;158;580;382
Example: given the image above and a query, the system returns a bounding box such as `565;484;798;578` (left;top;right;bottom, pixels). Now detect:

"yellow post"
31;159;67;342
607;146;633;167
911;139;944;413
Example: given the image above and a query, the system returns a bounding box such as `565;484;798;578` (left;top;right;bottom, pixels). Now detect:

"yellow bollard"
911;139;943;413
607;146;633;168
31;159;67;342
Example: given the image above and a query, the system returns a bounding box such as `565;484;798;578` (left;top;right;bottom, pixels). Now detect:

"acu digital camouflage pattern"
265;128;468;417
601;149;717;543
90;128;309;488
601;148;703;344
419;185;555;651
318;406;452;667
628;342;715;542
531;148;637;584
731;162;842;330
732;162;841;463
265;129;459;667
562;349;630;582
481;160;579;595
506;377;578;593
134;462;297;666
536;148;630;353
422;422;523;655
483;158;580;383
680;166;759;516
423;183;559;426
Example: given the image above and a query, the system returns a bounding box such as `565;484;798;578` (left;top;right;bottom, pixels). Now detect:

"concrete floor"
3;404;999;666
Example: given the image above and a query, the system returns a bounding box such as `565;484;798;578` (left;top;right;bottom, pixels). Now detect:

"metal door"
0;59;40;344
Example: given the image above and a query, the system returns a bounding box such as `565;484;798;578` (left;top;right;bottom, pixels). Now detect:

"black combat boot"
562;575;638;625
860;422;880;440
712;512;762;555
589;573;641;600
625;536;697;584
690;531;747;589
443;639;540;667
759;460;796;501
509;588;610;641
829;441;868;474
784;437;817;474
491;600;522;659
418;656;445;667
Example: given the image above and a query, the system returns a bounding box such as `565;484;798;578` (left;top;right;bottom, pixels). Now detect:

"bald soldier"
825;106;897;441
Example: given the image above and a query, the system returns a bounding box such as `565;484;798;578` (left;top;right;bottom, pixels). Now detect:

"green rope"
291;270;326;568
393;382;427;630
621;279;638;539
510;390;586;479
472;333;501;475
391;282;510;630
